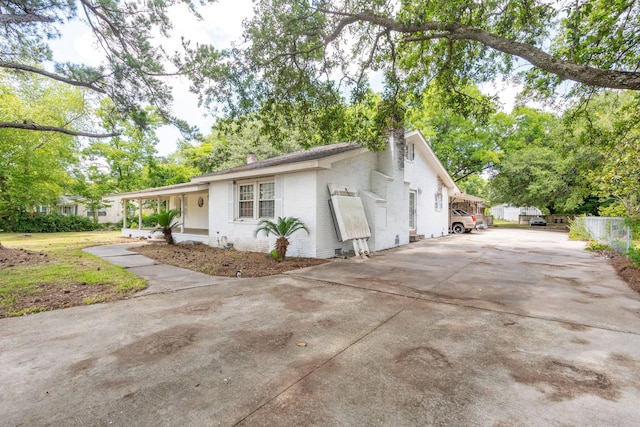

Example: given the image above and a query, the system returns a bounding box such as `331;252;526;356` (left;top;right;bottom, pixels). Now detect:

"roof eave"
115;183;210;199
191;147;368;183
405;130;459;192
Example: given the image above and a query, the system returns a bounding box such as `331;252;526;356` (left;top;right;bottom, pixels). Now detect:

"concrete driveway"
2;228;640;426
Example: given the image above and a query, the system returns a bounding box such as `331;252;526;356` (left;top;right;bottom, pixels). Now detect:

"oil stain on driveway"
2;228;640;426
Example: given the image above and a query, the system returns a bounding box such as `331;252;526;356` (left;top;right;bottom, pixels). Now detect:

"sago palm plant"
149;209;181;244
254;216;309;261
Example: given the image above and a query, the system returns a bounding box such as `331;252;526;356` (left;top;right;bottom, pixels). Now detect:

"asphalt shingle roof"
196;142;362;177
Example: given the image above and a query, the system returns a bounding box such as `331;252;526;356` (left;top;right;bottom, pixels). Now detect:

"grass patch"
0;231;146;317
585;242;612;252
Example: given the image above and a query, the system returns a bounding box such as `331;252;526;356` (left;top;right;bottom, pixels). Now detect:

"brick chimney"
247;152;257;164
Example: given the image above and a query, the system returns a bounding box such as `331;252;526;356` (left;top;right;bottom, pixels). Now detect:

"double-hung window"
237;180;275;219
238;183;255;218
258;182;275;218
434;192;443;211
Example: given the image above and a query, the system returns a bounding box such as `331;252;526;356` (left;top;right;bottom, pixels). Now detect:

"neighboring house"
55;195;124;224
489;203;542;222
116;130;460;258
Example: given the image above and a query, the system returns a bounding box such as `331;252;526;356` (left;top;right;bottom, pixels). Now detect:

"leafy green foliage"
585;242;612;252
189;0;640;151
406;85;500;182
488;106;604;214
254;216;309;261
628;247;640;267
1;0;203;134
83;100;163;192
0;75;83;219
175;119;307;174
568;216;591;241
572;92;640;218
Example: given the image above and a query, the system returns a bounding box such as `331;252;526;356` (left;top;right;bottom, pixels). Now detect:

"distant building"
489;204;542;222
53;195;124;224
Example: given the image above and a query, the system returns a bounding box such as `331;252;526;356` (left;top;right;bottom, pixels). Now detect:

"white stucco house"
116;130;460;258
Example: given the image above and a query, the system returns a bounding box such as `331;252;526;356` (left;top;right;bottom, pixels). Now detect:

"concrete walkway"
2;229;640;426
83;243;238;295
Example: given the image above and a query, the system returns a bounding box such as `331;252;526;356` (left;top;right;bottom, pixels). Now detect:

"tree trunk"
275;237;289;261
163;228;174;244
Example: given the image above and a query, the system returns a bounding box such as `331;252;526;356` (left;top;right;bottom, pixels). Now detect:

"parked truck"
450;209;477;234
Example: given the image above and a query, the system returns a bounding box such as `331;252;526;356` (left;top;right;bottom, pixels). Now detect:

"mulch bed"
131;242;329;277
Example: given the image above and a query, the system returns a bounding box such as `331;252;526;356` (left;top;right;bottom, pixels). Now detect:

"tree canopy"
0;75;83;219
189;0;640;148
1;0;200;137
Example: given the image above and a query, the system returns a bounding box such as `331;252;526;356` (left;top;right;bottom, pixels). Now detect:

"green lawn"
1;231;146;317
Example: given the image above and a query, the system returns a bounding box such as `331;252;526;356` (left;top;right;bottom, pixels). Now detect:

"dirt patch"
612;255;640;293
396;346;452;368
0;247;51;268
233;330;294;353
508;357;619;402
0;282;126;318
112;324;201;365
392;346;461;393
132;243;329;278
270;285;324;312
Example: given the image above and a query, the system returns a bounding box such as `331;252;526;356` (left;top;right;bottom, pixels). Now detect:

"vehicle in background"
529;216;547;227
450;209;477;234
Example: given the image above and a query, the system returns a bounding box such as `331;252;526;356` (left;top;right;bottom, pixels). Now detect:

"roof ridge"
197;141;362;177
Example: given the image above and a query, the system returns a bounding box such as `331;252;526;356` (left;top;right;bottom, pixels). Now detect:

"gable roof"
195;142;361;178
116;131;458;198
405;130;459;192
191;142;366;183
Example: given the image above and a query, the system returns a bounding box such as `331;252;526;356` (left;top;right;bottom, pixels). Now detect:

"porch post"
157;197;160;213
138;198;143;230
180;194;185;233
122;199;127;229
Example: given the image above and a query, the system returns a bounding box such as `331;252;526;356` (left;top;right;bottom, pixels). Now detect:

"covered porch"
118;182;211;244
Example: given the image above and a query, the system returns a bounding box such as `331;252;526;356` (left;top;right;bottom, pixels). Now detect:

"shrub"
628;247;640;267
585;242;611;252
568;216;591;241
0;213;97;233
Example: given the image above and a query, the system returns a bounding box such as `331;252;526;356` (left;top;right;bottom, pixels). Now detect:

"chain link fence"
576;216;631;253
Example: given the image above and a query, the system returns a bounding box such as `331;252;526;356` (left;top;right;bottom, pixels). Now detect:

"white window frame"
405;142;415;161
236;178;275;220
434;191;443;212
